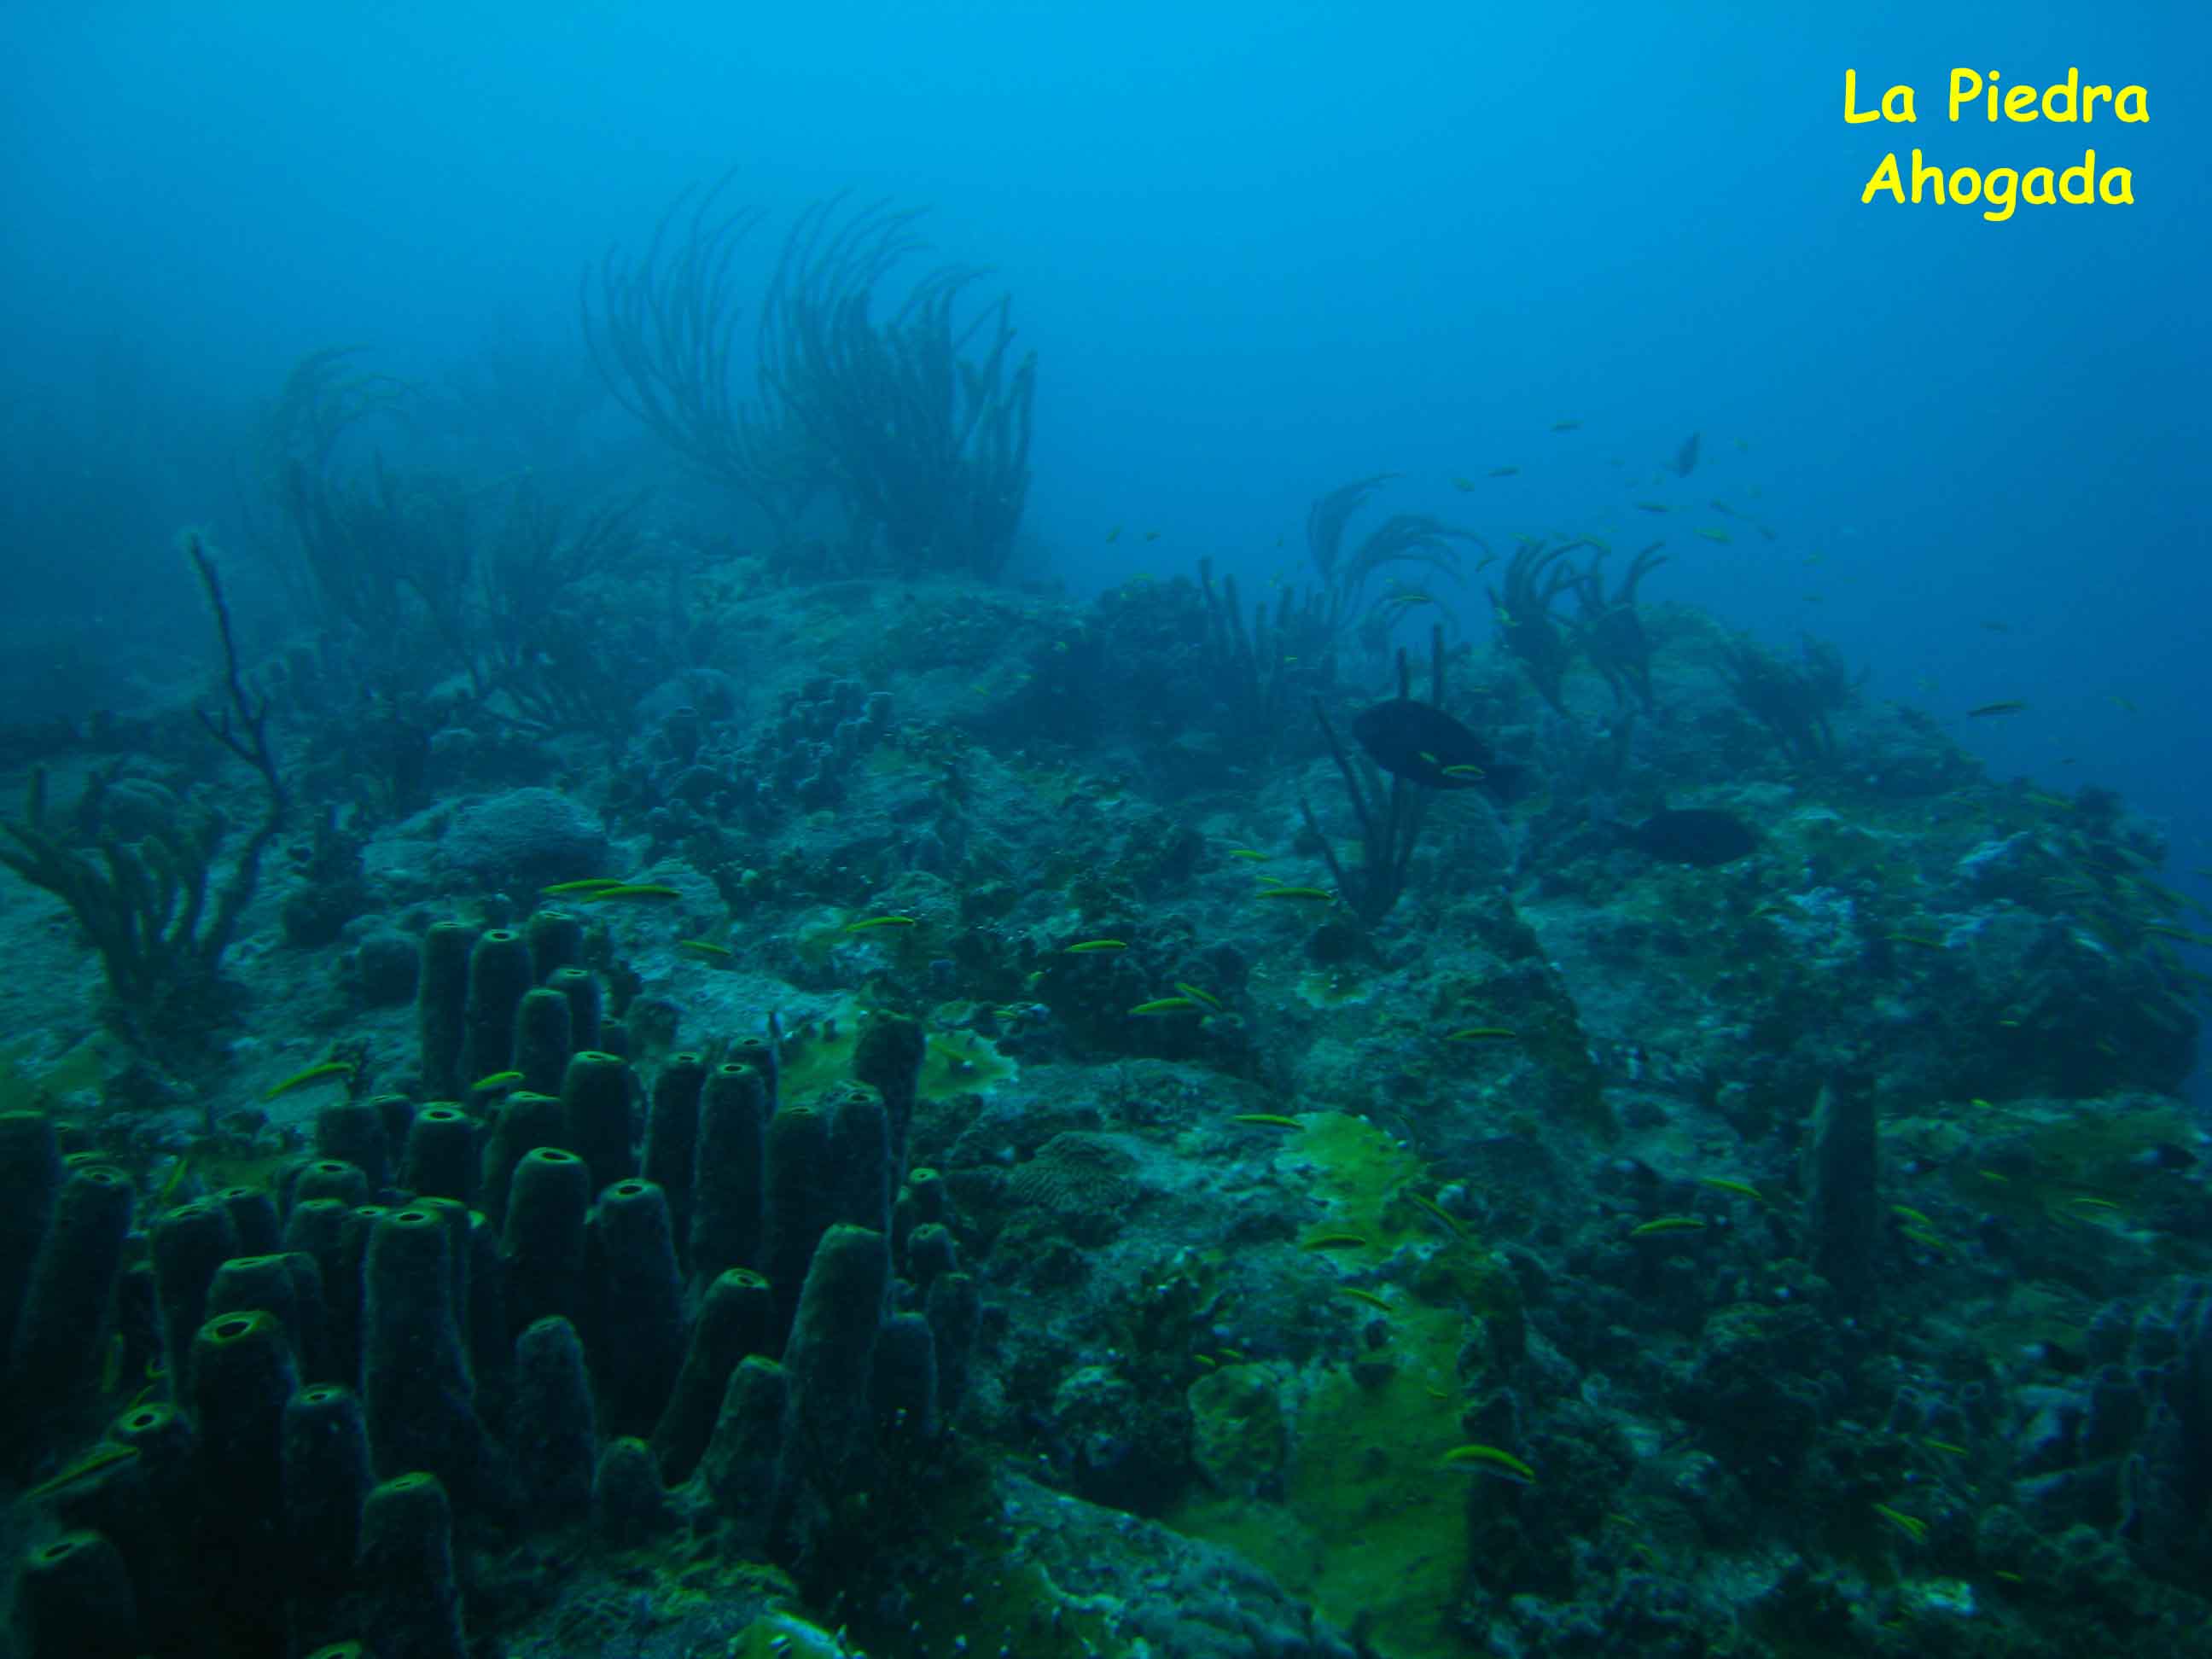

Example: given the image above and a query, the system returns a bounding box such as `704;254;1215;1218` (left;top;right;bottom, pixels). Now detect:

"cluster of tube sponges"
1;907;977;1658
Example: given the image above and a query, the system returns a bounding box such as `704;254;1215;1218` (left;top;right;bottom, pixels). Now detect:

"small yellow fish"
1550;419;1581;432
1966;701;2028;719
1340;1287;1393;1312
1694;527;1732;544
1873;1504;1928;1543
1488;466;1519;478
1441;764;1486;777
844;916;918;932
26;1444;139;1499
1441;1444;1536;1481
1302;1233;1369;1251
1254;887;1335;903
1699;1177;1767;1205
1231;1114;1302;1128
1403;1190;1468;1239
1227;848;1271;861
1445;1027;1517;1043
1105;525;1121;543
1629;1217;1707;1237
470;1070;524;1094
541;878;627;894
263;1062;352;1103
154;1155;191;1208
590;883;681;901
1174;981;1224;1010
677;939;733;958
1143;529;1161;542
1452;475;1476;492
1065;940;1128;954
1128;997;1198;1016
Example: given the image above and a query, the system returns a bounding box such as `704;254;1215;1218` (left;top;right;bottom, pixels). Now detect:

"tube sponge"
416;920;479;1099
400;1107;480;1208
0;1109;61;1364
589;1179;686;1438
510;1315;596;1517
925;1271;982;1417
205;1254;327;1382
148;1197;237;1411
890;1165;946;1267
870;1308;940;1442
591;1435;675;1546
351;1473;466;1659
17;1530;137;1659
524;906;584;983
513;986;575;1097
690;1061;769;1289
824;1085;892;1240
363;1209;490;1500
478;1091;566;1229
189;1309;300;1655
762;1103;833;1342
501;1147;590;1336
311;1101;391;1193
777;1224;890;1544
643;1051;708;1263
560;1050;637;1193
215;1185;282;1256
282;1383;370;1654
292;1159;371;1209
463;928;535;1085
699;1355;789;1552
548;964;602;1053
652;1266;774;1484
853;1011;926;1179
6;1164;134;1458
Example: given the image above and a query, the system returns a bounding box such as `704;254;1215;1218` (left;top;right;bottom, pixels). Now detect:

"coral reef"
2;474;2207;1659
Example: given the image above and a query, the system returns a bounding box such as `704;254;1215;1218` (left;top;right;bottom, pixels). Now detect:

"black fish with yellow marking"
1624;807;1757;867
1350;699;1520;796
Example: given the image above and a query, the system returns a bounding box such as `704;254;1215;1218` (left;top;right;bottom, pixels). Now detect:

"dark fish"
1627;807;1756;867
1351;699;1517;795
1674;432;1701;478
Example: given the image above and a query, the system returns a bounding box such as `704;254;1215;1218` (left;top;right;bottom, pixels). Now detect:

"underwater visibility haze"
0;3;2208;1656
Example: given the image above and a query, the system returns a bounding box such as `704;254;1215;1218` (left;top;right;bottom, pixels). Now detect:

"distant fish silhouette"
1625;806;1755;867
1674;432;1701;478
1350;699;1519;796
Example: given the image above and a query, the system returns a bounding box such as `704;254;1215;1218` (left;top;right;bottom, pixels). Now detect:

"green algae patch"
1188;1363;1289;1492
727;1610;852;1657
1168;1110;1475;1659
0;1030;121;1115
1172;1343;1471;1659
1295;969;1375;1010
1284;1109;1427;1240
847;1465;1129;1659
772;999;1016;1106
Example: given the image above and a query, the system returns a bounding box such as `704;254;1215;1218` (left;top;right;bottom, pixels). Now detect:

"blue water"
3;0;2205;1099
